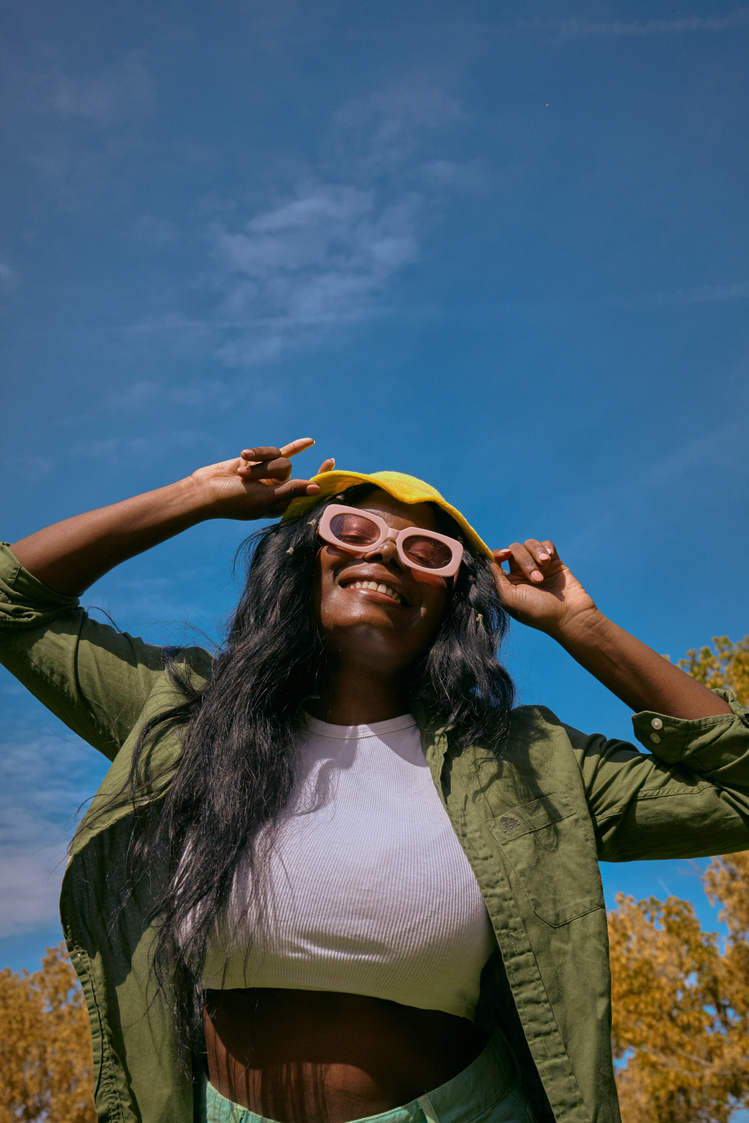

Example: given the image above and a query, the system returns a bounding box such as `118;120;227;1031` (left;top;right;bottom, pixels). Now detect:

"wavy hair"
120;485;515;1059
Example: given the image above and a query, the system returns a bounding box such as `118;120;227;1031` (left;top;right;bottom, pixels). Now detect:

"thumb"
491;550;512;581
267;478;322;511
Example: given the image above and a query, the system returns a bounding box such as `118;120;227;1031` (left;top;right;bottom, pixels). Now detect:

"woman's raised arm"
11;440;330;596
493;539;732;720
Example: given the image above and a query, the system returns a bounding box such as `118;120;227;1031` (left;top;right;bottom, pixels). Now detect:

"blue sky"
2;0;749;996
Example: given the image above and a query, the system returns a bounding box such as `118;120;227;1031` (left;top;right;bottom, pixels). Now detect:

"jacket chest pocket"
486;793;604;927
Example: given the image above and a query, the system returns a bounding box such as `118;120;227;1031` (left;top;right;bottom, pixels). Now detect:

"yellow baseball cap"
282;469;493;559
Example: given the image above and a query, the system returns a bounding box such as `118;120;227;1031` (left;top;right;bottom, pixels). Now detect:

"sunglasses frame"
317;504;464;577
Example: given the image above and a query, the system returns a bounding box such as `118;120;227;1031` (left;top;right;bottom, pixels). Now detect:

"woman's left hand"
492;540;598;637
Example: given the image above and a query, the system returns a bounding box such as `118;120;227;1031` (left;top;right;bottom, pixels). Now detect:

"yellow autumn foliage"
0;943;95;1123
678;635;749;703
610;637;749;1121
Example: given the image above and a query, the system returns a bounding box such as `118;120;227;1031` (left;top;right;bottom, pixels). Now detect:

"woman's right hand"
10;440;335;596
190;438;334;521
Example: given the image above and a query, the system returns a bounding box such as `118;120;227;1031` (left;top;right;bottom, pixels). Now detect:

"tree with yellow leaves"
609;637;749;1122
0;943;95;1123
679;635;749;703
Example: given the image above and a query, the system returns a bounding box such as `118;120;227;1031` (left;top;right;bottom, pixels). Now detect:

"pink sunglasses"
317;504;464;577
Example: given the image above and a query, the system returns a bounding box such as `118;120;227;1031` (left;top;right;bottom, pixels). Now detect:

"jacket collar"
410;700;453;790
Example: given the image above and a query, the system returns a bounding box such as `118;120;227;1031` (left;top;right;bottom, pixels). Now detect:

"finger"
238;447;284;476
241;456;294;482
265;478;322;513
505;542;545;583
317;457;335;474
524;538;553;565
279;437;315;459
241;446;284;463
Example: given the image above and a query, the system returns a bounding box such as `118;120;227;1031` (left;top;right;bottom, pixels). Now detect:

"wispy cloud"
203;81;484;368
327;82;465;175
516;9;749;43
0;848;69;937
81;578;220;646
71;429;211;460
632;413;748;491
650;281;749;305
212;186;420;365
563;410;749;562
0;730;104;938
5;52;157;208
0;262;18;294
602;281;749;311
49;54;155;127
131;213;179;245
103;378;234;412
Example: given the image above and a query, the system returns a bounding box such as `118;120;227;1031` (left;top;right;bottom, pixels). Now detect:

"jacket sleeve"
0;542;211;762
563;691;749;861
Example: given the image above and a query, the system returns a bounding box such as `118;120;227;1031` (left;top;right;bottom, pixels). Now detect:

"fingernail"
531;569;543;581
538;552;550;561
243;449;255;457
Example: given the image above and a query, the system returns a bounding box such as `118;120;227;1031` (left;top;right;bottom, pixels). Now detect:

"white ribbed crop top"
199;713;496;1021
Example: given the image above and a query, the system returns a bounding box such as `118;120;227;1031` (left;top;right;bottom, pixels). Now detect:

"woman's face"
313;490;451;675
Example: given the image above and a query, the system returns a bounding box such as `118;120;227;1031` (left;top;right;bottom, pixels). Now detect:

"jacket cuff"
632;688;749;766
0;542;79;626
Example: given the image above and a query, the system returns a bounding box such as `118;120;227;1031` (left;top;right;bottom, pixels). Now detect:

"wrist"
178;472;223;520
549;604;611;649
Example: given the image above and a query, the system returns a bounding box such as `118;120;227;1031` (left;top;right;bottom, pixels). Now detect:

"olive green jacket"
2;542;749;1123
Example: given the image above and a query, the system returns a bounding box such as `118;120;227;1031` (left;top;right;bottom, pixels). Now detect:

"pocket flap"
486;792;604;926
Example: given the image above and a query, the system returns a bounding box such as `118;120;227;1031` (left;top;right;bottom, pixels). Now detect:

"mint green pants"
200;1033;536;1122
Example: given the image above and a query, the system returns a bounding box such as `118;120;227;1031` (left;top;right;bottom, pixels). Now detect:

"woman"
1;438;747;1123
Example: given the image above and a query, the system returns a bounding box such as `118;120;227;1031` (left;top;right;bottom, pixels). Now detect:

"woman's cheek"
414;572;448;591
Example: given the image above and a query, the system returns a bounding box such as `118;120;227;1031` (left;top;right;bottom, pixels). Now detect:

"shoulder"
497;705;596;791
507;703;574;742
160;643;215;682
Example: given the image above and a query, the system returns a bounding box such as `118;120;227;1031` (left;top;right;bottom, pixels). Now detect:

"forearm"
552;609;732;719
10;475;210;596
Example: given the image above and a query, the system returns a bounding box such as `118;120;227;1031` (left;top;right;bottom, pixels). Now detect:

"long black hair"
119;486;515;1059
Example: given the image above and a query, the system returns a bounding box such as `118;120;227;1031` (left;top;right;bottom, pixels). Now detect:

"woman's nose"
363;534;402;567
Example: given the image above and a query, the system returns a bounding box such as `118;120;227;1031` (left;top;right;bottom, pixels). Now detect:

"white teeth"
351;580;402;604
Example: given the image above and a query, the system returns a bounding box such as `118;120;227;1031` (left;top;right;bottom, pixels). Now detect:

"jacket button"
650;732;661;744
498;816;519;833
651;717;663;730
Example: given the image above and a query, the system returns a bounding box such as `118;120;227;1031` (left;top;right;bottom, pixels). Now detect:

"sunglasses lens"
401;533;455;571
329;511;381;548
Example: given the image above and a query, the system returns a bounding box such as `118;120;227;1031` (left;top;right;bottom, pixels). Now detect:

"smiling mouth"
345;579;405;605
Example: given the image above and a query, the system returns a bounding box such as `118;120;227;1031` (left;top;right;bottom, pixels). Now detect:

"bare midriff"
203;988;489;1123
